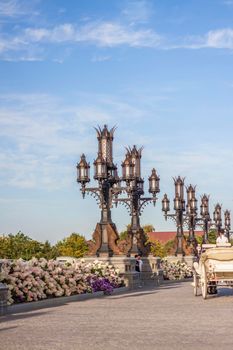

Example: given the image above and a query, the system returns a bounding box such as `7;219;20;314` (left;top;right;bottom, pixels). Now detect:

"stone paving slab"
1;282;233;350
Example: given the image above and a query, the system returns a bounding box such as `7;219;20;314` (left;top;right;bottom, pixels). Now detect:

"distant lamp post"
114;146;160;256
186;185;198;247
162;176;186;256
213;203;222;235
199;194;211;243
224;210;231;240
162;178;209;256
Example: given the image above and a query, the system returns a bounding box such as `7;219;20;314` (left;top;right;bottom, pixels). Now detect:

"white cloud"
23;21;161;48
205;28;233;49
0;92;152;189
122;0;152;24
0;0;24;17
223;0;233;5
0;0;39;18
169;28;233;50
91;55;111;62
79;22;161;47
24;23;76;43
0;20;162;60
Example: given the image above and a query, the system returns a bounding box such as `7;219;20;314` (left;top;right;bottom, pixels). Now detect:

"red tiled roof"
147;231;203;244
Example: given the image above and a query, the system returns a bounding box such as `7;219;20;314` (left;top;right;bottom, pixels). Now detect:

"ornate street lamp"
76;125;121;257
162;178;207;256
162;176;186;256
213;203;222;235
113;146;160;256
224;210;231;240
185;185;197;248
210;204;231;240
198;194;211;243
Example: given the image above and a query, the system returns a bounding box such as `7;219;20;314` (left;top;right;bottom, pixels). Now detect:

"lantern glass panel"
174;197;180;210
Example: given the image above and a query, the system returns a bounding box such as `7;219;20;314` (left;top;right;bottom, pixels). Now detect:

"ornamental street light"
224;210;231;240
162;178;207;256
185;184;197;246
76;126;160;257
113;146;160;256
76;125;121;257
213;203;222;235
207;203;231;241
198;194;211;243
162;176;186;256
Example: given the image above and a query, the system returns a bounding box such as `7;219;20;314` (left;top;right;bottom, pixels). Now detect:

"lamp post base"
87;222;124;257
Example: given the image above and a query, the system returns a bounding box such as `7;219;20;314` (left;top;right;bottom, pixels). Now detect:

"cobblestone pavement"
1;282;233;350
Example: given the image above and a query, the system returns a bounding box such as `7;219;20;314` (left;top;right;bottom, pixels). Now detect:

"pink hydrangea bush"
0;258;124;305
161;259;193;280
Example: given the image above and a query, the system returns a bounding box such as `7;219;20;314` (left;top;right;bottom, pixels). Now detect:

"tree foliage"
143;224;155;233
55;233;88;258
208;229;217;244
0;231;88;260
0;232;58;260
150;240;166;258
119;224;155;241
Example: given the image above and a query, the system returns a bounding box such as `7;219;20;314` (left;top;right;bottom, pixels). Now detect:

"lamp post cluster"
76;125;231;258
162;177;231;256
76;125;160;257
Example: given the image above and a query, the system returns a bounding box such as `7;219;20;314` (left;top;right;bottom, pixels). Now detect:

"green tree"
164;239;175;256
208;229;217;244
0;231;46;260
143;224;155;233
38;240;59;260
150;240;166;258
118;225;131;241
55;233;88;258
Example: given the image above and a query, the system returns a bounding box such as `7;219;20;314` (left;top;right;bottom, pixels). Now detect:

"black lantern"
94;152;107;180
174;195;181;210
214;203;222;223
200;194;209;217
174;176;185;200
190;197;197;211
186;184;195;203
77;154;90;183
130;145;143;178
162;194;170;213
122;152;134;181
149;168;160;195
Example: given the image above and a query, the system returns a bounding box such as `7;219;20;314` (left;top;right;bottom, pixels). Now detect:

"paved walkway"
1;282;233;350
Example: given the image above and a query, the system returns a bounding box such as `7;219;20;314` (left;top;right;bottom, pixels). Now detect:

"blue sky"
1;0;233;243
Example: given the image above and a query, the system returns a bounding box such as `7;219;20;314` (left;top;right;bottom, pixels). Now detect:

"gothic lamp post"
76;125;121;257
162;176;186;256
213;203;222;235
162;178;203;256
224;210;231;241
186;185;198;246
114;146;160;256
199;194;211;243
212;204;231;240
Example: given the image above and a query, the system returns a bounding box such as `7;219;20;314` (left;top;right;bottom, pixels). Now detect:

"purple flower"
91;278;114;295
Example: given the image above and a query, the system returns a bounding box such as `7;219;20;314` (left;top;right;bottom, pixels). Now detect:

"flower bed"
0;258;124;304
161;259;193;280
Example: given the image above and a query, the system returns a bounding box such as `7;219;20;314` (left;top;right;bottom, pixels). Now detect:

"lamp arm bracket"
112;198;131;214
84;187;102;205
